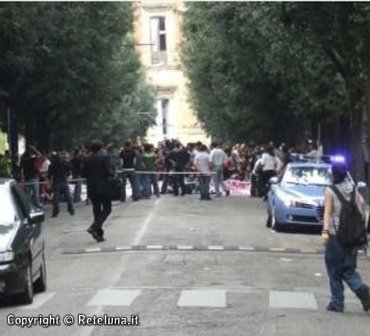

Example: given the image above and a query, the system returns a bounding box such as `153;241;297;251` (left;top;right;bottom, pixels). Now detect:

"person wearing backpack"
321;160;370;312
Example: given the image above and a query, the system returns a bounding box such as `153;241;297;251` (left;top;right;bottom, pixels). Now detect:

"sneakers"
326;302;344;313
356;285;370;311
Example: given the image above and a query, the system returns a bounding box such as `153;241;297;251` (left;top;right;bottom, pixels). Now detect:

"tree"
182;2;370;181
0;3;156;151
182;3;347;145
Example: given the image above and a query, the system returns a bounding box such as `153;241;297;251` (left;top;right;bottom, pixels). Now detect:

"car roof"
288;162;331;168
0;178;15;189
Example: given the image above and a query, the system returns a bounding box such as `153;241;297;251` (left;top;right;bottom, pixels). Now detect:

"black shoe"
51;214;58;218
95;234;105;242
89;230;104;242
356;285;370;311
326;302;344;313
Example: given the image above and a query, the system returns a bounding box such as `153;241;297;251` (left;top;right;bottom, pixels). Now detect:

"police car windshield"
282;166;331;186
0;188;16;226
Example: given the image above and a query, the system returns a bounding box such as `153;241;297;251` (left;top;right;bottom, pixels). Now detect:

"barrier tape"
22;171;216;185
127;171;216;175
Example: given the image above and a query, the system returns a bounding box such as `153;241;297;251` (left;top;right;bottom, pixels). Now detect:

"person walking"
48;152;75;218
83;140;113;242
321;160;370;312
194;144;212;200
210;143;230;197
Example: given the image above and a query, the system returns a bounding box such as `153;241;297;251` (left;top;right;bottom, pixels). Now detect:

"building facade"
133;0;209;145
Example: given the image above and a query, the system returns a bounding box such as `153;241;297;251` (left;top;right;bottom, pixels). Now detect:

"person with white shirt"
260;144;278;200
194;144;212;200
210;143;230;197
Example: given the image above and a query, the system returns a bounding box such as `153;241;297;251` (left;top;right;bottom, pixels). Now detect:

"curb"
60;245;330;256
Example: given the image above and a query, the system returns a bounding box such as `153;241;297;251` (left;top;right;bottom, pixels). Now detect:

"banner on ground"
224;179;251;196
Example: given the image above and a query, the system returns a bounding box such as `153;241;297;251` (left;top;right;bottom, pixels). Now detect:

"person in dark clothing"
169;141;190;196
48;152;75;218
20;145;42;207
160;140;175;194
120;141;140;201
71;148;84;202
83;140;114;242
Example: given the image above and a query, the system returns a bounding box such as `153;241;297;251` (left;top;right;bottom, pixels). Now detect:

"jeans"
260;170;276;198
173;169;186;196
141;174;152;198
136;173;148;198
52;182;74;216
213;166;228;196
73;177;82;202
325;234;364;309
122;171;140;200
198;175;211;199
25;177;40;207
148;174;160;197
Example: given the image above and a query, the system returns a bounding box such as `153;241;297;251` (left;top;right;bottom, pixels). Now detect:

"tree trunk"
348;108;365;183
8;107;19;154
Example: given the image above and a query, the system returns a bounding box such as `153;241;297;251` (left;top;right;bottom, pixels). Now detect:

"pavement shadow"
277;225;322;235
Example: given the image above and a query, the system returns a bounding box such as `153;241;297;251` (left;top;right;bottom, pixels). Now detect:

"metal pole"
6;108;11;154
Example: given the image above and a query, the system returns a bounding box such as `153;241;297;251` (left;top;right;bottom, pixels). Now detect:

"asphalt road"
1;195;370;336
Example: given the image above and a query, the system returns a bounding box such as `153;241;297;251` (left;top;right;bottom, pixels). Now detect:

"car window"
282;166;332;186
11;184;31;218
0;187;17;226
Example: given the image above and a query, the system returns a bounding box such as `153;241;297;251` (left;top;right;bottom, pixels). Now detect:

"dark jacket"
83;151;113;196
169;148;190;170
48;158;71;184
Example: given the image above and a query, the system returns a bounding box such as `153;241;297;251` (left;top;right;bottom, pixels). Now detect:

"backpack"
330;185;368;248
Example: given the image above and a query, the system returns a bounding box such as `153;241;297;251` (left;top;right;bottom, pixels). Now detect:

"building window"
150;16;167;65
160;99;169;136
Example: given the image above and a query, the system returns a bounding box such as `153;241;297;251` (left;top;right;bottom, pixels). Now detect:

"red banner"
224;179;251;196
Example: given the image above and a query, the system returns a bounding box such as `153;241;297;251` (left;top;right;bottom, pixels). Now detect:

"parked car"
0;178;46;304
266;161;331;231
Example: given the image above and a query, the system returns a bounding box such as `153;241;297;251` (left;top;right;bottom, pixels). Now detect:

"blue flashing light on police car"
330;155;346;164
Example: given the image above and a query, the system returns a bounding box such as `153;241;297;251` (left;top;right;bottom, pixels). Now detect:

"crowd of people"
0;137;321;241
0;137;322;207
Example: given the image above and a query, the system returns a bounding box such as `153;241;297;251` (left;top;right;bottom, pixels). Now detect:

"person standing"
20;145;42;207
210;143;230;197
194;144;212;200
120;141;139;201
169;141;190;197
71;148;84;203
142;144;160;198
260;144;278;200
48;152;75;218
321;160;370;312
160;140;175;194
83;140;113;242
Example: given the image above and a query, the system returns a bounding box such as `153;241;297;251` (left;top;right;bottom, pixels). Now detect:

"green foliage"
0;3;156;150
181;3;351;144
